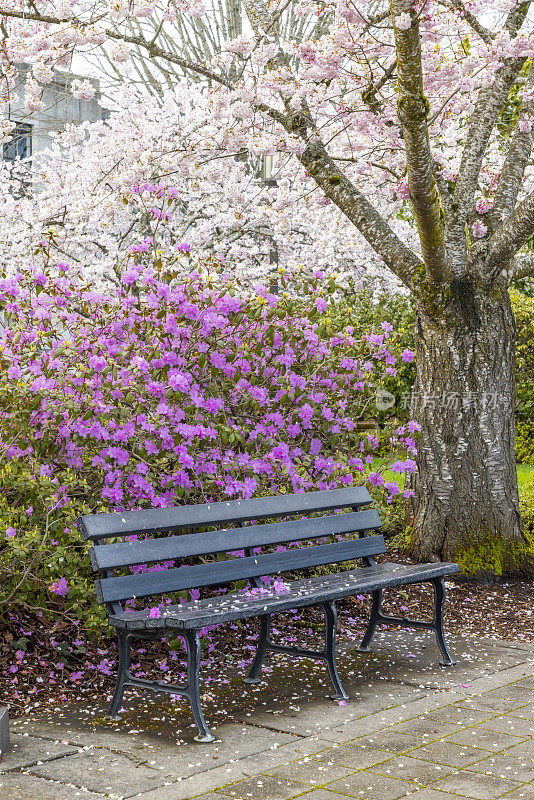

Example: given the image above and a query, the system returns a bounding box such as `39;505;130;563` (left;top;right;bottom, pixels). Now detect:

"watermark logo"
375;389;395;411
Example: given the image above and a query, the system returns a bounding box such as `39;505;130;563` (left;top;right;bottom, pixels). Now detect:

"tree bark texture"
408;280;529;577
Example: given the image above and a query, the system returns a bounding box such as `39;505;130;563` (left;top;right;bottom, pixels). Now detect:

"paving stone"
347;730;423;754
510;706;534;722
0;708;9;760
388;718;459;740
408;740;489;768
172;795;227;800
130;765;249;800
250;685;428;737
502;741;534;760
0;772;106;799
10;719;155;754
3;639;532;800
324;770;414;799
426;706;496;727
129;724;297;781
479;716;534;738
480;688;534;706
467;753;534;783
515;678;534;689
369;755;455;784
29;749;167;797
264;757;356;787
237;737;333;776
432;770;522;798
288;791;356;800
406;790;478;800
443;726;527;752
496;784;534;800
0;734;78;772
10;720;296;781
321;695;455;744
455;697;528;715
217;774;305;799
314;743;395;770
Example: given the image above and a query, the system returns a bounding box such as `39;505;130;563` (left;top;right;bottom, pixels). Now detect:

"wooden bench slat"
109;562;460;631
96;534;386;603
78;487;372;541
90;509;382;571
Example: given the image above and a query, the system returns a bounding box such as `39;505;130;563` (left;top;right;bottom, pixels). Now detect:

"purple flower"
7;364;22;380
175;242;191;253
368;333;384;347
6;526;16;539
315;298;327;313
50;577;68;596
97;659;112;675
89;355;107;372
168;370;190;392
149;606;161;618
401;348;414;362
122;268;141;285
368;472;384;486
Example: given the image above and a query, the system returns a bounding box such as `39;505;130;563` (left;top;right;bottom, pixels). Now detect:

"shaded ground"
1;564;532;726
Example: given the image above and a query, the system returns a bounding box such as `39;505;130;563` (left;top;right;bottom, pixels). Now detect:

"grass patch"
376;458;534;491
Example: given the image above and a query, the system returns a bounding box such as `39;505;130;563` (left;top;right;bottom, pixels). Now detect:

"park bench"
78;486;459;743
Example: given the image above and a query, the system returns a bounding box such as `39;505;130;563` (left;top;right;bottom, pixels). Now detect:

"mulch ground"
2;552;532;729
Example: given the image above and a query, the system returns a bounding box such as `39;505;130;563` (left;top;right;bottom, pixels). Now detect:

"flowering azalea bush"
0;243;417;633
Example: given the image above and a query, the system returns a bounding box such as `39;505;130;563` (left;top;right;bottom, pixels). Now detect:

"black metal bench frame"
78;487;459;743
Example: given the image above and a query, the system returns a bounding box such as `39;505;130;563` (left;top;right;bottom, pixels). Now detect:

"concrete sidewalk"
1;633;532;800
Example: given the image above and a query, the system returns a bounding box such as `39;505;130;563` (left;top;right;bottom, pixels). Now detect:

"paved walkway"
1;633;532;800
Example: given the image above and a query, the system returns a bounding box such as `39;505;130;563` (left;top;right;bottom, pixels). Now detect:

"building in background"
3;66;104;170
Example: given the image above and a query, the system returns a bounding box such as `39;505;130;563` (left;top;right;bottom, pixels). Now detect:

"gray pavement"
1;633;532;800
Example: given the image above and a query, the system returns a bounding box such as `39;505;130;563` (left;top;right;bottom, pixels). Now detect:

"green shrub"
510;290;534;465
520;478;534;538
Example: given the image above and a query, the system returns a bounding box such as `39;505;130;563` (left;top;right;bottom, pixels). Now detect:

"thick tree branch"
437;0;494;45
485;190;534;279
361;60;397;115
390;0;448;284
452;3;530;224
489;69;534;230
295;134;423;292
510;253;534;279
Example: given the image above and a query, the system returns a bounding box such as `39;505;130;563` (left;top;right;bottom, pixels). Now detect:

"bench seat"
110;561;459;631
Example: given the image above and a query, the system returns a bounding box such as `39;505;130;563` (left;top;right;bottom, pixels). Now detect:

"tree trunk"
409;278;531;579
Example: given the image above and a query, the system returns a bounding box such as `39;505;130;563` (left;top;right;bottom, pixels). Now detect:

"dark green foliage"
510;290;534;464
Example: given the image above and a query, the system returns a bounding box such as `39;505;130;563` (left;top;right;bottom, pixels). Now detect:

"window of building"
3;122;33;161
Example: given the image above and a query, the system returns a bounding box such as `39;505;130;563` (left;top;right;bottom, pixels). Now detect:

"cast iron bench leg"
186;631;215;743
109;629;130;718
432;577;456;666
322;601;348;701
358;589;382;652
244;614;270;685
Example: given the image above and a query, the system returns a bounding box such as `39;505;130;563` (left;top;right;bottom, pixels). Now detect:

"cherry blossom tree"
1;0;534;574
0;84;401;291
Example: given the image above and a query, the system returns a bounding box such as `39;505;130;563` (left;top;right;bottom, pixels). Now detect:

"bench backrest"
77;487;384;606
